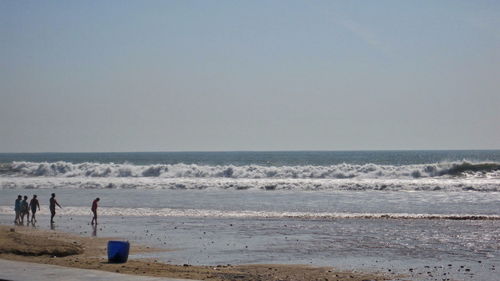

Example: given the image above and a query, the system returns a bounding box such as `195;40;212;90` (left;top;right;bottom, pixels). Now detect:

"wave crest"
1;161;500;179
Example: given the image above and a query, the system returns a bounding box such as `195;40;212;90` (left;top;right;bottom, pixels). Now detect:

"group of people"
14;193;64;225
14;194;101;226
14;194;41;225
14;193;100;226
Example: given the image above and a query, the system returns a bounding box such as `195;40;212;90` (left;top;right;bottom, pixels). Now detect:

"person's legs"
91;211;97;225
15;211;20;224
31;209;36;222
50;209;55;223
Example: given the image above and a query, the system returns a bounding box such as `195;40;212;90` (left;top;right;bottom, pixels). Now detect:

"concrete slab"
0;259;201;281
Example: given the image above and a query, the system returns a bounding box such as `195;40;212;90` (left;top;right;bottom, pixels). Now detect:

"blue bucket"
107;241;130;263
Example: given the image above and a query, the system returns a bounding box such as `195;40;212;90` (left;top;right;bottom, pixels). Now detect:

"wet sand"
0;225;391;281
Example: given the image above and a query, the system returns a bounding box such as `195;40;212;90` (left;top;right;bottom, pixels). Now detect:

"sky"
1;0;499;152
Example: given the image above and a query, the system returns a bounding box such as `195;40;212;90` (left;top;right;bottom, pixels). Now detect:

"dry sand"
0;225;393;281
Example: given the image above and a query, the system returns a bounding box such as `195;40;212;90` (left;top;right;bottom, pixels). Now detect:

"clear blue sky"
1;1;499;152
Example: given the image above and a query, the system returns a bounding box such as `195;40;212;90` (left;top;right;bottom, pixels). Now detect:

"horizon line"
1;148;500;154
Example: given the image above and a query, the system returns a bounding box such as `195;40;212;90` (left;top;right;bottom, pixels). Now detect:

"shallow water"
1;189;499;281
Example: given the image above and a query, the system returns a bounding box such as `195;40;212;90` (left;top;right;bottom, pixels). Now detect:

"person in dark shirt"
49;193;62;224
91;198;100;225
29;195;41;223
20;196;29;225
14;195;22;225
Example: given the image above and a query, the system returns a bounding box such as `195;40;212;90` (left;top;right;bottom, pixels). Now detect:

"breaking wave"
1;161;499;191
1;161;500;179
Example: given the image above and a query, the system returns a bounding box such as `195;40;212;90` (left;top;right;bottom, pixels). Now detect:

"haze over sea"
1;150;499;280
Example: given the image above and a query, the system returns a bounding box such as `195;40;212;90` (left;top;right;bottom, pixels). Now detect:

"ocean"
1;150;499;280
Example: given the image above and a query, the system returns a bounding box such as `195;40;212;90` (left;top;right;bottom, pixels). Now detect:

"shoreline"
0;224;392;281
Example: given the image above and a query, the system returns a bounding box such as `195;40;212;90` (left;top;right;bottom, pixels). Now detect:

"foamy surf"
1;176;499;191
2;161;500;179
1;206;498;220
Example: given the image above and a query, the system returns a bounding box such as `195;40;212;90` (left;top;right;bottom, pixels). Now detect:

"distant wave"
1;161;499;192
1;161;500;179
0;205;498;220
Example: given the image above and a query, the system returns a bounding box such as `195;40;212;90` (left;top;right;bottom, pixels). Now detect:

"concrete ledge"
0;259;200;281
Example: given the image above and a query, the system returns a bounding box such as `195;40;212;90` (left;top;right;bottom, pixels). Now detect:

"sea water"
0;151;499;280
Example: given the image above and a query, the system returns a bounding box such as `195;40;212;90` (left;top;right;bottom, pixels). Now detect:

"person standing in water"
49;193;62;224
91;198;100;225
20;196;30;224
14;195;22;225
29;195;40;223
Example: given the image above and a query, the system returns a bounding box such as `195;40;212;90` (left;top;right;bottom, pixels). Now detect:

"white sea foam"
2;161;500;179
0;205;498;220
1;161;499;191
1;176;499;192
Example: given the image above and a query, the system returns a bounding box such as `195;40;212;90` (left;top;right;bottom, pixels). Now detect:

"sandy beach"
0;225;392;281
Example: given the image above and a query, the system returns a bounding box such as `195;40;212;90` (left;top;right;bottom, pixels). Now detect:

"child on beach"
91;198;100;225
20;196;29;224
29;195;40;223
49;193;62;224
14;195;22;225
